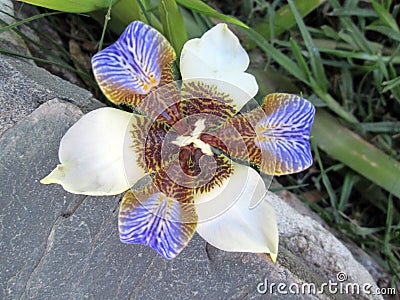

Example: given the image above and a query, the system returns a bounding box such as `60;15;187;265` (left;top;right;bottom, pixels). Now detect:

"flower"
41;21;315;261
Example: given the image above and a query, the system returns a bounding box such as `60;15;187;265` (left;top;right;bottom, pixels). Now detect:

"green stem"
313;90;359;123
90;0;162;35
98;0;113;51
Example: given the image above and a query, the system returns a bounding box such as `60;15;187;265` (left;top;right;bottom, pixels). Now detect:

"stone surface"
0;48;103;134
0;0;27;49
0;100;85;298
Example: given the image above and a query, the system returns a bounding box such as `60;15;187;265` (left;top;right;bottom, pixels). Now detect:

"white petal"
181;23;249;72
194;162;278;261
180;23;258;110
41;108;146;195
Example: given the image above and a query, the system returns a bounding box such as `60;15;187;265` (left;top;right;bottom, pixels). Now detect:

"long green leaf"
18;0;119;13
312;140;340;221
370;0;399;32
241;27;359;124
240;27;309;84
159;0;187;58
358;121;400;133
289;38;311;81
287;0;329;92
366;25;400;42
312;109;400;198
175;0;248;28
254;0;325;40
328;8;378;17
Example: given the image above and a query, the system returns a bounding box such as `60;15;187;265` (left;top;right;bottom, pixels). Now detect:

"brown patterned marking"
204;94;314;175
180;81;238;132
120;190;197;227
130;114;179;173
152;168;195;205
195;153;232;194
117;64;175;107
202;106;274;171
130;115;151;171
125;178;197;224
137;77;184;126
171;145;232;194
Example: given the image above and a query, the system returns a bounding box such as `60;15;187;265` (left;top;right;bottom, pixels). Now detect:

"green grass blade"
382;73;400;92
312;109;400;198
310;47;400;64
370;0;399;32
358;121;400;133
0;11;61;34
91;0;162;35
328;8;378;17
287;0;329;92
0;48;91;79
384;197;393;252
0;17;92;79
366;25;400;42
98;1;113;51
327;0;376;54
159;0;188;58
175;0;248;28
254;0;325;40
338;172;358;212
241;27;358;123
289;37;311;81
312;139;340;221
240;27;309;84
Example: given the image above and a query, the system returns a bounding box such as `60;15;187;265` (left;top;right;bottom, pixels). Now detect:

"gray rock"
0;50;103;134
0;0;27;49
0;33;102;135
0;100;85;298
269;192;383;299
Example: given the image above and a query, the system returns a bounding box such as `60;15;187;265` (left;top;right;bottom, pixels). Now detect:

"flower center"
171;119;213;156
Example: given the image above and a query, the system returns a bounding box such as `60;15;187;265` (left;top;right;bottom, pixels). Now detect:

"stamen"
192;119;206;138
171;119;213;156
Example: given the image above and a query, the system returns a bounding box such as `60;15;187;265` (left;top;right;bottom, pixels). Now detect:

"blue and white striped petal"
255;93;315;175
119;189;197;260
92;21;176;106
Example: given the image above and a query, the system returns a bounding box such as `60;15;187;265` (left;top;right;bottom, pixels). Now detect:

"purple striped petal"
119;190;197;260
255;93;315;175
92;21;176;106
